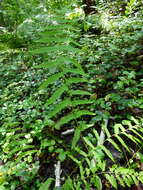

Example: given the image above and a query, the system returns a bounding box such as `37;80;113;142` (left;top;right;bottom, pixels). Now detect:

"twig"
61;129;74;136
55;161;61;188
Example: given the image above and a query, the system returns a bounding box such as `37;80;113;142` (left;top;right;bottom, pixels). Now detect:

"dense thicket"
0;0;143;189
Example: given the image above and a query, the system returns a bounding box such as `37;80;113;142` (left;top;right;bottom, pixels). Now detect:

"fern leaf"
102;120;111;138
131;174;139;186
107;139;121;152
131;128;143;140
45;84;68;106
34;56;77;70
39;73;63;89
72;99;94;106
64;68;86;76
123;175;132;187
31;45;81;54
94;176;102;190
105;174;117;189
83;137;95;150
66;77;87;85
55;110;95;129
122;132;141;144
114;124;122;134
72;128;81;149
99;145;115;162
48;98;71;118
70;90;91;96
93;129;100;142
115;135;130;152
115;174;125;187
36;37;72;43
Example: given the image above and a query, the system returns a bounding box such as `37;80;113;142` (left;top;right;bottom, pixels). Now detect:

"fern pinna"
31;15;94;130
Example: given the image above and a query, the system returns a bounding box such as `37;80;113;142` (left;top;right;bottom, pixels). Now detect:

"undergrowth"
0;1;143;190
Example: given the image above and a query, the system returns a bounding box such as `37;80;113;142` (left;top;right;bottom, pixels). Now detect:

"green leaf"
48;98;71;118
102;120;111;138
70;90;91;96
107;139;121;152
99;145;115;162
55;110;95;129
39;178;54;190
45;84;68;106
62;177;73;190
83;137;95;150
30;45;81;54
93;176;102;190
105;174;117;189
93;129;100;142
39;73;63;89
115;174;125;187
123;176;132;187
72;128;81;149
64;68;86;76
115;135;130;152
122;132;140;144
131;129;143;140
66;77;87;84
72;99;94;106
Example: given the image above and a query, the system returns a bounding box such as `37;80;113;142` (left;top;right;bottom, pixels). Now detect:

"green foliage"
0;0;143;189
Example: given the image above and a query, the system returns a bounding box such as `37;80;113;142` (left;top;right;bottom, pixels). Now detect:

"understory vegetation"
0;0;143;189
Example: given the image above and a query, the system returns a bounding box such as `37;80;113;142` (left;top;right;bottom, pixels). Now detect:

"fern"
69;117;143;189
31;13;94;131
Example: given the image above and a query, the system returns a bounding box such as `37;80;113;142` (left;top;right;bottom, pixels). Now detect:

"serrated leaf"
64;68;86;76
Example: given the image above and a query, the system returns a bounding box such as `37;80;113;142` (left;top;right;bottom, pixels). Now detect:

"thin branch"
61;128;74;136
55;161;61;188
